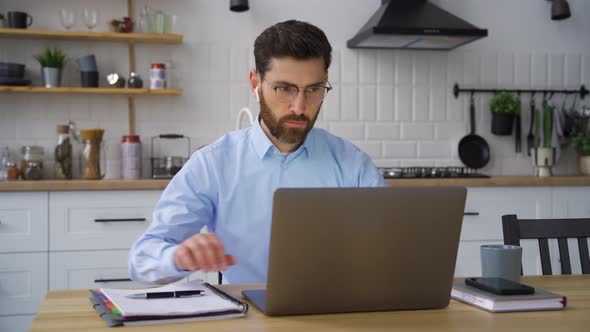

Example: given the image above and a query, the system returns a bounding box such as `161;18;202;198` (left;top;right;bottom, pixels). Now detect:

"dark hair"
254;20;332;78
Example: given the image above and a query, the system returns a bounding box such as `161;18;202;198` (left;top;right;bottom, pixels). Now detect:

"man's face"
257;57;328;145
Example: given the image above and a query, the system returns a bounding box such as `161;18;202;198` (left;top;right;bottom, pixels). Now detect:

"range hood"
347;0;488;50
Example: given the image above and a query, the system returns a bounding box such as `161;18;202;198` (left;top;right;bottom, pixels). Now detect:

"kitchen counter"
0;176;589;191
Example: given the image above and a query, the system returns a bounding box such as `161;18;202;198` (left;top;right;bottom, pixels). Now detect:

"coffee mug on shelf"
7;11;33;29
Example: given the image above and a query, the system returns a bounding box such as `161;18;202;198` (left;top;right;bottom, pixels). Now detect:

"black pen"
126;290;204;299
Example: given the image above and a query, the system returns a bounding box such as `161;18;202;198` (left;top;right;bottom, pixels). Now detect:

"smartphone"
465;277;535;295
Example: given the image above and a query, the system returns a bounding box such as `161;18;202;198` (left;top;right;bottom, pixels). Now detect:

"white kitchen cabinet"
0;192;48;253
0;253;48;315
49;250;146;290
0;315;35;332
49;191;160;251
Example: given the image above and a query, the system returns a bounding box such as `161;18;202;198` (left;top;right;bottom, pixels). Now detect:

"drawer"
460;187;552;241
49;190;161;250
0;253;48;315
0;192;48;253
49;250;148;290
0;315;35;332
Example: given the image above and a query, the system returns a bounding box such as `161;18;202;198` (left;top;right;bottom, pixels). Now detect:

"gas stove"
379;167;490;179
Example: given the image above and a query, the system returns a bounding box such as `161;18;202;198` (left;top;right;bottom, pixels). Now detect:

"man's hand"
174;233;237;272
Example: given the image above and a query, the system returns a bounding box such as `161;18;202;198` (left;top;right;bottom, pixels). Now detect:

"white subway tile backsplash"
383;142;417;158
430;87;446;122
352;141;382;159
413;53;429;85
359;86;377;121
548;54;565;87
377;86;394;121
329;122;364;140
341;85;359;120
230;48;250;83
1;0;588;179
366;123;400;140
515;54;531;86
463;53;481;86
583;56;590;86
498;54;514;87
395;86;412;121
395;53;412;85
531;54;548;88
377;51;394;84
418;141;453;158
429;54;447;86
359;50;377;84
480;54;498;86
323;84;340;121
413;87;430;121
209;47;230;82
564;54;582;86
329;49;341;83
400;123;434;140
341;49;358;84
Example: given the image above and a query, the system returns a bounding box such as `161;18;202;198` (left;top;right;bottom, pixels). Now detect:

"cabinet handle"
464;212;480;216
94;278;132;283
94;218;146;223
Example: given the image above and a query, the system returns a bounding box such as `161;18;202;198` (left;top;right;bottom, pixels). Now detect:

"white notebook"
98;279;248;322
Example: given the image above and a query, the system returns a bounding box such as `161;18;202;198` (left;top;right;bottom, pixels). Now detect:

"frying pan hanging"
458;93;490;169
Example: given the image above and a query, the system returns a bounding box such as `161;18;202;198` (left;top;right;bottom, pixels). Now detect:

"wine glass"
59;9;76;30
83;8;98;31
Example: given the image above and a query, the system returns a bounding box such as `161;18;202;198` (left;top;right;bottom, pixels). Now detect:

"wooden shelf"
0;86;183;95
0;28;182;44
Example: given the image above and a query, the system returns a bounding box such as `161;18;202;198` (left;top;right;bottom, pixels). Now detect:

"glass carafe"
80;139;105;180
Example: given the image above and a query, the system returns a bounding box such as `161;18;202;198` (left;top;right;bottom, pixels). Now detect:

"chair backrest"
502;214;590;275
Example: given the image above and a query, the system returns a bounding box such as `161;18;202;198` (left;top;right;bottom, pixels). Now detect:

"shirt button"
282;164;288;169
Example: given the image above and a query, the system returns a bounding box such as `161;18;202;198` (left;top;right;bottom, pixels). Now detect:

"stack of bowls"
78;55;99;87
0;62;31;86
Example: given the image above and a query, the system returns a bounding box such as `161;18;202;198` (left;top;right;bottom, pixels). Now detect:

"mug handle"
27;14;33;27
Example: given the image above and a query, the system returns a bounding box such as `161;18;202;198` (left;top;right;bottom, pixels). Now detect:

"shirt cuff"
160;244;191;281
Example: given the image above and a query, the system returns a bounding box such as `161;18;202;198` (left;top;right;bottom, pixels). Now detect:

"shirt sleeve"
357;152;389;188
128;152;218;284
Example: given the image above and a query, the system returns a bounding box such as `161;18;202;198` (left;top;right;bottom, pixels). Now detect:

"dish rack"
150;134;191;179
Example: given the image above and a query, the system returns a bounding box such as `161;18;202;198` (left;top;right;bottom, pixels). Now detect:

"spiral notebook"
90;279;248;326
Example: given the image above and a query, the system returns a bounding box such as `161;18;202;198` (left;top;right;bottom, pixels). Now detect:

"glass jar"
55;124;73;179
80;139;105;180
21;145;44;180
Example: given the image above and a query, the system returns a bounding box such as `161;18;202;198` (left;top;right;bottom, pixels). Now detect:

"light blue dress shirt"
128;119;387;285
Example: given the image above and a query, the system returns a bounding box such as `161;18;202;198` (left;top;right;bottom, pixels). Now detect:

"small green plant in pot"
490;92;520;135
34;47;67;88
573;129;590;176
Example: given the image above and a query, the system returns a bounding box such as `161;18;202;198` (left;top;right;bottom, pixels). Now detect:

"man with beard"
128;20;387;285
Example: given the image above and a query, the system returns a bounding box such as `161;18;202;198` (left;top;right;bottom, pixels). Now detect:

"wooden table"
30;275;590;331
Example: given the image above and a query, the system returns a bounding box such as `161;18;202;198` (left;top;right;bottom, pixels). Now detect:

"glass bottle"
79;129;105;180
55;124;73;179
21;145;44;180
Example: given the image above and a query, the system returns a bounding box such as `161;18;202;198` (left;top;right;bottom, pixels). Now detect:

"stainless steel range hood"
347;0;488;50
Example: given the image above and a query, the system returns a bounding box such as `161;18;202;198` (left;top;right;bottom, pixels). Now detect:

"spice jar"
6;161;18;180
21;145;44;180
149;63;166;89
121;135;141;179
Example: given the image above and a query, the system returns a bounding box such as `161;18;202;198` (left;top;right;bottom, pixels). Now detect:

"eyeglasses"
263;79;332;104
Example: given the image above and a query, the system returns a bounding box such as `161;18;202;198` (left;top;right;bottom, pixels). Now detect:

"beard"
258;89;321;145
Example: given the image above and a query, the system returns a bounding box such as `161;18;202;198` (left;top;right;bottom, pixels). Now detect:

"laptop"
242;186;467;316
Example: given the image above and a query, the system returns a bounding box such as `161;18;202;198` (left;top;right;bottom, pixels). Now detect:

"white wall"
1;0;589;178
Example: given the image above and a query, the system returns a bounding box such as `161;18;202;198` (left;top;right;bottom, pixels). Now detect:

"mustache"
280;114;309;123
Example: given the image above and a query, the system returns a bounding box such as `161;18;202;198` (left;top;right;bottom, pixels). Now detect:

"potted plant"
489;92;520;135
34;47;67;88
573;129;590;176
531;104;556;177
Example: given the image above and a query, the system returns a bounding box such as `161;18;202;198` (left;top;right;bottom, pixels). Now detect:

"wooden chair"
502;214;590;275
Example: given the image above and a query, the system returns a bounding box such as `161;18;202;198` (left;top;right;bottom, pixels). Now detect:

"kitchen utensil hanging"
452;83;588;99
458;92;490;169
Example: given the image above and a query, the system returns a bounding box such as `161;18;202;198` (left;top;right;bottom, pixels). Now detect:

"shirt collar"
249;117;313;160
